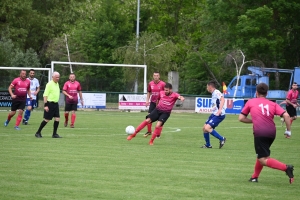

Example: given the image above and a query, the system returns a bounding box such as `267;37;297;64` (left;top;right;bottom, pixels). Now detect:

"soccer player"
201;80;226;149
281;82;299;138
127;83;184;145
62;73;83;128
144;72;165;137
35;72;62;138
23;69;40;125
4;70;32;130
239;83;294;184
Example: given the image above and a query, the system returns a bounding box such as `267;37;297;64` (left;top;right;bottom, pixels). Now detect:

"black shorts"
254;137;275;158
145;102;157;119
147;108;170;126
44;102;60;120
286;105;297;117
65;103;78;111
11;100;26;111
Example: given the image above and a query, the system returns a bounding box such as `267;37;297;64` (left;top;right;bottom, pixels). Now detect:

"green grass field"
0;110;299;200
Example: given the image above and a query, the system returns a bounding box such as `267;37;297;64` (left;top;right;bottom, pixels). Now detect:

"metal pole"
134;0;140;93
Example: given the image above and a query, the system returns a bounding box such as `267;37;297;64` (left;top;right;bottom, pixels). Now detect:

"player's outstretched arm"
238;114;252;123
178;96;185;101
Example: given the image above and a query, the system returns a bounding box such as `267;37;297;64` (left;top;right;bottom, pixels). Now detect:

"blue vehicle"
224;66;300;98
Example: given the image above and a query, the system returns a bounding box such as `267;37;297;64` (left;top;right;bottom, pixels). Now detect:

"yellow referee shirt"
43;80;60;102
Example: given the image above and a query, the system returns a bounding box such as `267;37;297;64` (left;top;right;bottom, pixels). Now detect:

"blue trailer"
224;66;300;98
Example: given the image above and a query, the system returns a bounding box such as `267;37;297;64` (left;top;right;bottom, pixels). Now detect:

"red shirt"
63;81;82;104
156;91;180;113
241;98;285;138
147;80;165;103
10;77;30;101
286;89;299;106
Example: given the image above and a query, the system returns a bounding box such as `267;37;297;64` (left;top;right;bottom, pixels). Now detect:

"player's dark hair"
70;73;75;75
256;83;268;96
207;80;217;88
29;69;35;72
293;82;297;85
153;71;160;74
164;82;172;89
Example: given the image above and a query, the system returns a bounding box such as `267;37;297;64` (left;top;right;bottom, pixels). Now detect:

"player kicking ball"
127;83;184;145
239;83;294;184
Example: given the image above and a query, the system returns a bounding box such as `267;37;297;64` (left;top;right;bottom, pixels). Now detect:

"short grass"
0;110;299;200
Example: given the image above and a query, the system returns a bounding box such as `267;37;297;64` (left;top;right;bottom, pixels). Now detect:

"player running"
62;73;83;128
201;80;226;149
239;83;294;184
23;69;40;125
281;82;299;138
144;72;165;137
4;70;32;130
127;83;184;145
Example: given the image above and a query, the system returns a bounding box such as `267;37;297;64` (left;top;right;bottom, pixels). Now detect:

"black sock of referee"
53;121;59;135
37;120;47;133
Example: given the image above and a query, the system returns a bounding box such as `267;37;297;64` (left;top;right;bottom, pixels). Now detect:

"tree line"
1;0;299;94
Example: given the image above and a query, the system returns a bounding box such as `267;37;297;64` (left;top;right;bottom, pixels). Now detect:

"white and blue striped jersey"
27;77;40;100
211;89;226;116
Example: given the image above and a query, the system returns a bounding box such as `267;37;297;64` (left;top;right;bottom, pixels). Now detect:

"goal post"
0;66;51;82
51;61;148;93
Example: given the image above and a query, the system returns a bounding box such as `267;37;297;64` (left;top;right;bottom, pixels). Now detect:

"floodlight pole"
134;0;141;93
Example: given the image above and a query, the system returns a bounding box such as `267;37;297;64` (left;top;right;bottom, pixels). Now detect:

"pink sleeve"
10;78;17;87
174;93;180;99
63;82;68;91
77;82;82;91
286;91;292;100
147;83;151;92
241;101;250;115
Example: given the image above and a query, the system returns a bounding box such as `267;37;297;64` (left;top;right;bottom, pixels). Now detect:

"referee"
35;71;62;138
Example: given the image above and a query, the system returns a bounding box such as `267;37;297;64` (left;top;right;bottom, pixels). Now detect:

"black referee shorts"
254;137;275;159
44;102;60;120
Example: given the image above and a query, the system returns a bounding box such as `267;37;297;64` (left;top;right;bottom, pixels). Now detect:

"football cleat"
4;120;10;127
285;165;294;184
64;121;68;127
52;134;62;138
149;141;154;145
201;144;212;148
70;124;74;128
14;126;21;130
127;134;135;141
143;132;152;137
249;177;258;182
35;132;42;138
219;137;226;149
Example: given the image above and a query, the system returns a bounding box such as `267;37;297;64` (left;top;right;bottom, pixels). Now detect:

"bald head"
52;71;60;83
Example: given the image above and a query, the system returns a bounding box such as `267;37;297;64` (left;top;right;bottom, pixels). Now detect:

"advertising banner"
119;94;147;110
195;97;244;114
77;93;106;109
0;91;12;107
276;100;300;116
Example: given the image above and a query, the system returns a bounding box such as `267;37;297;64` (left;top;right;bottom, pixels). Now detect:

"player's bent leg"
14;110;24;130
70;110;76;128
144;113;152;137
64;111;69;127
52;118;62;138
202;124;212;148
127;119;152;140
149;122;163;145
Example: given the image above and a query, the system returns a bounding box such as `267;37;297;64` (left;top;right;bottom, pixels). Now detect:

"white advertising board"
77;93;106;109
119;94;147;110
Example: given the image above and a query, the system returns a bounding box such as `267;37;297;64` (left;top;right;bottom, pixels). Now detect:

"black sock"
53;121;59;135
37;120;47;133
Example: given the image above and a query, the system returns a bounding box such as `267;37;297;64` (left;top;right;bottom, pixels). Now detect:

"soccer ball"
125;125;135;135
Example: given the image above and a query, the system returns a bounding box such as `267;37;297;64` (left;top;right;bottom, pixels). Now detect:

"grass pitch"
0;110;299;200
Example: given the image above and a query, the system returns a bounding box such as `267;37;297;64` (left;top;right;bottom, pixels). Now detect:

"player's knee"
146;118;152;123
